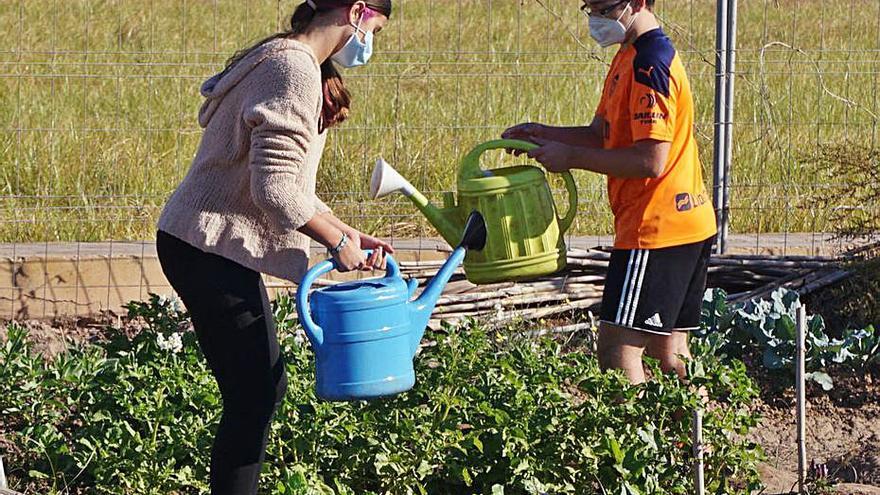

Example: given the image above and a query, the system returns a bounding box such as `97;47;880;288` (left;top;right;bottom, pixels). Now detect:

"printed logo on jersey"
637;66;655;79
633;110;668;125
675;192;709;212
675;193;692;212
639;93;657;109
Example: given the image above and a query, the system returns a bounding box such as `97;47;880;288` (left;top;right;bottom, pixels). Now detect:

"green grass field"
1;0;878;243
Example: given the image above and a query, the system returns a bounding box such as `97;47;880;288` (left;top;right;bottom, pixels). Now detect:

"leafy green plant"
1;294;762;494
698;287;880;390
124;293;190;336
1;299;216;494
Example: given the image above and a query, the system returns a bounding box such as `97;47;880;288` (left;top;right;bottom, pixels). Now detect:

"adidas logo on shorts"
644;313;663;327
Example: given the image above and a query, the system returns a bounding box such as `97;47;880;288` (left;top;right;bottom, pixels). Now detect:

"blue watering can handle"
295;251;400;349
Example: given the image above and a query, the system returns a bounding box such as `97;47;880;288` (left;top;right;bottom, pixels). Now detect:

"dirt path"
748;375;880;493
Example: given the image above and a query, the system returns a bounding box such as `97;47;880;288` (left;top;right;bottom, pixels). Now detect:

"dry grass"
0;0;878;242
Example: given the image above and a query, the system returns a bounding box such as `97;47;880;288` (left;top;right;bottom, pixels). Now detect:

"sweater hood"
197;38;319;127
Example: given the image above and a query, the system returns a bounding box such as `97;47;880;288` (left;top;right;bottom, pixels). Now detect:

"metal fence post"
0;454;7;489
712;0;730;254
693;409;705;495
796;305;808;493
720;0;738;255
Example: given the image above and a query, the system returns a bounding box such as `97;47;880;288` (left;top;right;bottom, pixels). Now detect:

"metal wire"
0;0;877;317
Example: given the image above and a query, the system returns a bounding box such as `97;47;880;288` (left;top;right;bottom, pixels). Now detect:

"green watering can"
370;139;578;284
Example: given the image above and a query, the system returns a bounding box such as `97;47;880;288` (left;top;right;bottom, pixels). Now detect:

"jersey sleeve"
629;43;677;143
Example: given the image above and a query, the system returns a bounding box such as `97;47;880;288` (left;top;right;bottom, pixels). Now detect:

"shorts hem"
600;320;672;336
671;326;701;332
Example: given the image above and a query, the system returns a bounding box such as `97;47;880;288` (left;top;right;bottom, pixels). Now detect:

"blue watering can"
296;212;487;401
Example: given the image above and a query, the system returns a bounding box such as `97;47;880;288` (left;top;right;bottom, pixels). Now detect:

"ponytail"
290;1;352;132
319;60;351;131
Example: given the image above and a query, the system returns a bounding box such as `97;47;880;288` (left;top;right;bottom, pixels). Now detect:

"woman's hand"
346;230;394;270
331;234;368;272
307;213;394;271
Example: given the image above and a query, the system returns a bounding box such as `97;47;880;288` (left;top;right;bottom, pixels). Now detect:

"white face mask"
587;4;638;48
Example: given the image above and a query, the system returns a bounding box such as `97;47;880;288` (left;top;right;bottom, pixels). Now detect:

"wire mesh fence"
0;0;877;317
720;0;880;254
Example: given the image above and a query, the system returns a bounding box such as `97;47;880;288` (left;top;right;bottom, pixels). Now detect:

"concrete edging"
0;233;866;319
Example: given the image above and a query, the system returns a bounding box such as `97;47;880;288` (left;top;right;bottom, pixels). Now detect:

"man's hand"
526;137;575;173
501;122;547;156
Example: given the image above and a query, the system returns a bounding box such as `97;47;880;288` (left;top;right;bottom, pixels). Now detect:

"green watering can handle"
459;139;579;234
556;170;578;234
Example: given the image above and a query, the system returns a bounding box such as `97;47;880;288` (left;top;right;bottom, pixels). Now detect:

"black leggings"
156;230;287;495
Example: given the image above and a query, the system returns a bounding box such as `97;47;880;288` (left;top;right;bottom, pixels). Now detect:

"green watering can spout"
370;158;463;246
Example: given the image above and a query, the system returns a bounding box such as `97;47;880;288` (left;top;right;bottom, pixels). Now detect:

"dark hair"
223;1;392;132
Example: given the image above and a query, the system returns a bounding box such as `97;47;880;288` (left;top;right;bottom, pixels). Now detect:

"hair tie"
306;0;317;9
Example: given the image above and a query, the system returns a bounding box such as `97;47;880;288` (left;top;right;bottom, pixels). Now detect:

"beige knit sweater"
158;38;331;283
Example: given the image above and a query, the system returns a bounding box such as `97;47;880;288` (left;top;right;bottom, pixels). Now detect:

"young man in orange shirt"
502;0;716;383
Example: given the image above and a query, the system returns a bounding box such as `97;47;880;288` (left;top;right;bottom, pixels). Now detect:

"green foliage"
1;294;762;494
0;302;216;494
697;287;880;390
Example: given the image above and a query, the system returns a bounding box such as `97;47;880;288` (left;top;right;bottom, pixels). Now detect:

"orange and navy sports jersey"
595;27;716;249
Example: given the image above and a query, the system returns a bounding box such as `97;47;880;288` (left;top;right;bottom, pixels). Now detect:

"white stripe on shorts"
617;250;648;326
627;250;650;327
620;250;647;326
614;250;636;324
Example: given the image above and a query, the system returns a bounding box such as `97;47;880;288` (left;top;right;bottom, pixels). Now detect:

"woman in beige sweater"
155;1;392;492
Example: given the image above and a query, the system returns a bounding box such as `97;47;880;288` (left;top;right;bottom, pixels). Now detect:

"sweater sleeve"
314;194;332;215
243;49;322;233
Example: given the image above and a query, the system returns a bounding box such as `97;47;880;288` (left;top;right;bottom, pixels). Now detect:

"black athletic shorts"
599;235;715;335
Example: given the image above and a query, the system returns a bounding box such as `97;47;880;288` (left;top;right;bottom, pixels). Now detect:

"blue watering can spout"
409;211;487;356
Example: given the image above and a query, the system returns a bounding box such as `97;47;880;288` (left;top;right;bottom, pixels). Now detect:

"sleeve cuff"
314;195;332;215
632;131;674;143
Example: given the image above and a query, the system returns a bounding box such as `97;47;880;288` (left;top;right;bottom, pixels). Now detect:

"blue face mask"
331;13;373;68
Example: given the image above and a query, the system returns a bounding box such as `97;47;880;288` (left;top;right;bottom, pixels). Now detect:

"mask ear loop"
351;7;373;42
615;3;632;24
618;4;640;36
